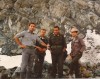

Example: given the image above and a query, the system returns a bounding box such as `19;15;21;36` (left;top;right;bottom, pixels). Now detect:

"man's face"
40;30;46;36
28;24;36;32
54;28;59;35
71;31;78;37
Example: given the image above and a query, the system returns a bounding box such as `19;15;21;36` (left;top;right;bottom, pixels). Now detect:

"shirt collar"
72;36;78;41
39;36;45;39
27;30;34;34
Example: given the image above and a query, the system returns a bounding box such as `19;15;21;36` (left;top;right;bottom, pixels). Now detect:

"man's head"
28;22;36;32
40;29;46;37
53;26;60;35
70;27;79;37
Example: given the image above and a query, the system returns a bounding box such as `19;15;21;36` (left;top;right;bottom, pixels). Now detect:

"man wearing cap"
49;26;67;78
14;22;47;79
69;27;86;78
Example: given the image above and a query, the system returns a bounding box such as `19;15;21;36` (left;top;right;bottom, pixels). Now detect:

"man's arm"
35;37;48;52
79;38;86;53
14;36;26;48
62;35;67;52
41;41;47;47
36;35;47;48
14;31;26;48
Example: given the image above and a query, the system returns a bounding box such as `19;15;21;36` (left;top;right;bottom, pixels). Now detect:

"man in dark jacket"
34;29;48;78
49;26;67;78
69;27;86;78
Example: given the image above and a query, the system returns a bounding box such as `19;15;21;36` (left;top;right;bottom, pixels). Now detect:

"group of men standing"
14;22;86;79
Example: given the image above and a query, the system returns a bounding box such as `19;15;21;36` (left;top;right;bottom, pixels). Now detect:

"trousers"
69;53;82;78
51;49;63;78
34;52;45;78
20;48;35;79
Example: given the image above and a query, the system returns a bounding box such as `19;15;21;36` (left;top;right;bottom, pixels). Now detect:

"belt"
51;45;62;48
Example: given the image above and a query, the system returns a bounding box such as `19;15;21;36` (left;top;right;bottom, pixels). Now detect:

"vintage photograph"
0;0;100;79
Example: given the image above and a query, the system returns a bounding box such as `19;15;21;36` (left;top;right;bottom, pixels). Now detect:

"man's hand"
41;42;47;48
63;47;66;52
19;45;26;49
35;46;46;53
47;44;50;50
35;46;43;52
66;54;72;60
42;48;46;52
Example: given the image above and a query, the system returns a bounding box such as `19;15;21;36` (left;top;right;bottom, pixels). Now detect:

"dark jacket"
36;36;48;56
70;36;86;57
49;33;67;51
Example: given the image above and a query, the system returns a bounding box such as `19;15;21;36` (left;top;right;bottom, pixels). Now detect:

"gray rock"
0;66;6;72
12;67;21;79
95;68;100;76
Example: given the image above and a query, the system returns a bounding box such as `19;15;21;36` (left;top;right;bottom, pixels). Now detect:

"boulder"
94;68;100;76
12;67;21;79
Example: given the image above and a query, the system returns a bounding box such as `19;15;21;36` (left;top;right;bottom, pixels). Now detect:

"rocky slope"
0;0;100;36
0;0;100;55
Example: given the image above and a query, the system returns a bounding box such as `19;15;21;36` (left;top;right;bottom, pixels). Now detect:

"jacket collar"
53;33;60;36
72;36;78;42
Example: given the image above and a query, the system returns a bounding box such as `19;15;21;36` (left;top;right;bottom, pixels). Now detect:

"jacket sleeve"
79;38;86;53
62;35;67;48
48;36;52;47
